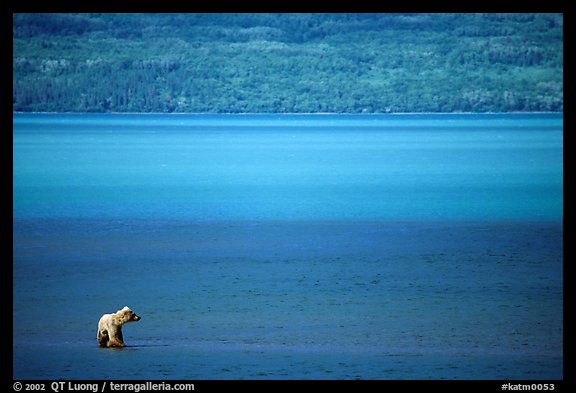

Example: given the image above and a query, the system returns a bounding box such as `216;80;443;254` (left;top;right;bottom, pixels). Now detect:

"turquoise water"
13;113;563;221
13;113;563;380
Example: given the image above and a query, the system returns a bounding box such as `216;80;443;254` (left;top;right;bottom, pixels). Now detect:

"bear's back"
98;313;114;326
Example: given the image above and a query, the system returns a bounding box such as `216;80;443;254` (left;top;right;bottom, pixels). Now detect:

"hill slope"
13;13;563;113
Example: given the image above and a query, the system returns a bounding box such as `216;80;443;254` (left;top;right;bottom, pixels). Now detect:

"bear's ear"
121;306;131;312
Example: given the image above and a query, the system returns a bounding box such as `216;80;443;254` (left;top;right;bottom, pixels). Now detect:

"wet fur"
97;306;141;348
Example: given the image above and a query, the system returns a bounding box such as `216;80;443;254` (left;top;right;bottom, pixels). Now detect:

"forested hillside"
13;13;563;113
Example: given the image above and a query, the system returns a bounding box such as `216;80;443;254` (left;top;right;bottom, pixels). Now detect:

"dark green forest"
13;13;563;113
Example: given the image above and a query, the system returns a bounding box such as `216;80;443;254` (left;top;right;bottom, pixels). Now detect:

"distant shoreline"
14;14;562;115
13;111;564;116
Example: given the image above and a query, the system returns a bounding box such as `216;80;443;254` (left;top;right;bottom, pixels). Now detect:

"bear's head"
117;306;141;324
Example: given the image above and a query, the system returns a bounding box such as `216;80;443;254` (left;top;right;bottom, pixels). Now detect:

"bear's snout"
133;315;141;321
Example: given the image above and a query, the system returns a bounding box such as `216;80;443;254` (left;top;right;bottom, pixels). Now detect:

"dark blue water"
13;113;563;380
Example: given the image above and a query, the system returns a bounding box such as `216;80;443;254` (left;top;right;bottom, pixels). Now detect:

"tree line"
13;13;563;113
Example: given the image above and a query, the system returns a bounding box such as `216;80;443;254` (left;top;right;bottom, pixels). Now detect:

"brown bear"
97;306;141;348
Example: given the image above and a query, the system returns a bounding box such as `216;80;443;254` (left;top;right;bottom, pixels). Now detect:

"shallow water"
13;114;563;379
13;113;563;221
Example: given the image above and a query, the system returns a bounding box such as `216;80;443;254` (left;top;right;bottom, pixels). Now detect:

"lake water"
13;113;563;379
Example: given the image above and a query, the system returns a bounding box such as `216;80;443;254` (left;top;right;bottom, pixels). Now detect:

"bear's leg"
107;339;125;348
107;327;125;347
98;330;109;347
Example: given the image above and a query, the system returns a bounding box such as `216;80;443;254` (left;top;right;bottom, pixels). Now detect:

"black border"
6;0;569;13
3;380;571;391
6;0;572;389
